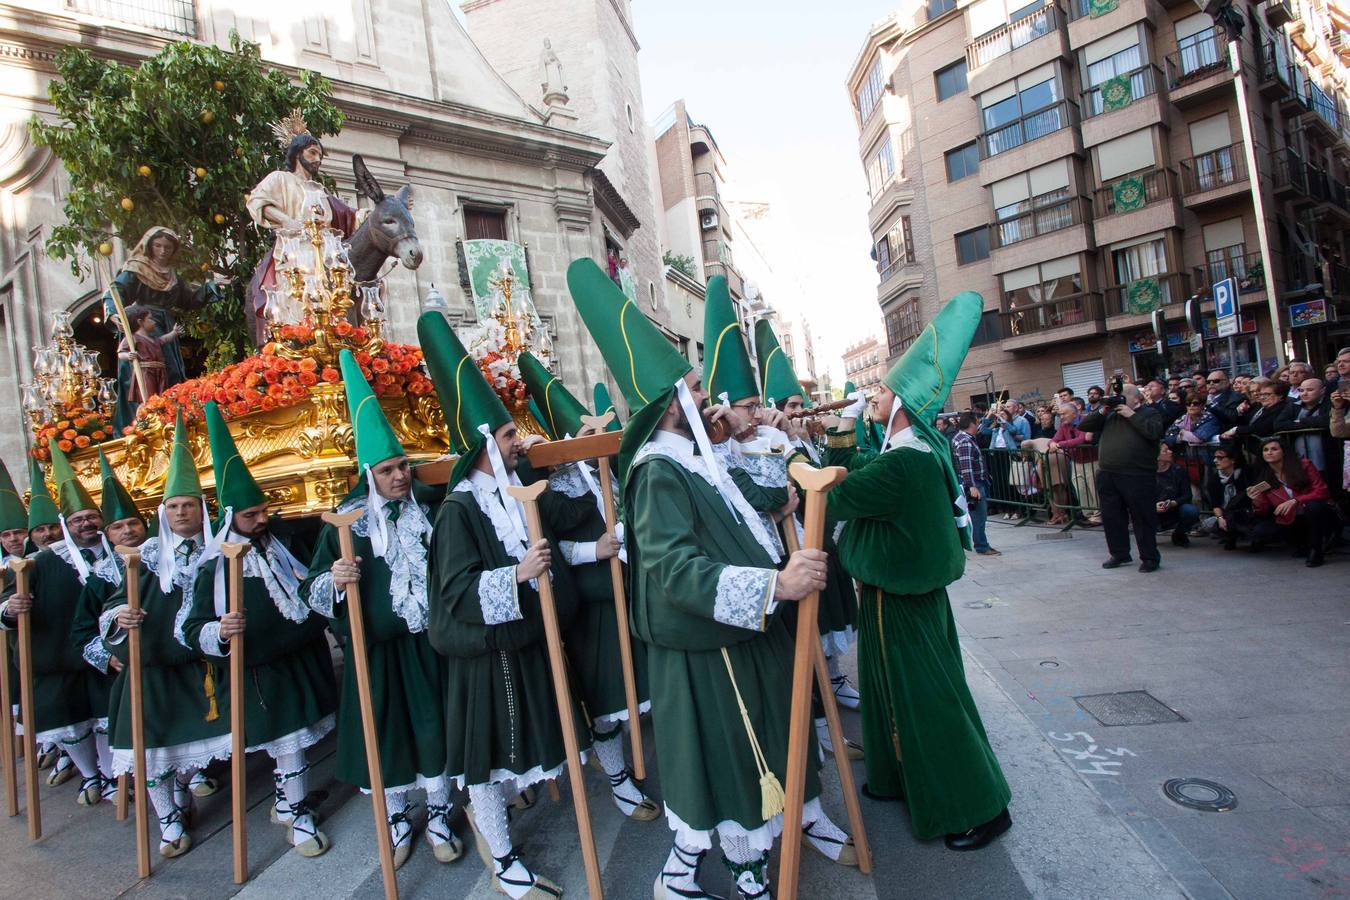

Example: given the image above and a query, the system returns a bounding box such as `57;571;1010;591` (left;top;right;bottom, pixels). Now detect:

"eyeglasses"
1207;378;1226;384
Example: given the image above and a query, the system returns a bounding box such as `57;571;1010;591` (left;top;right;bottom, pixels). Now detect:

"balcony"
878;256;916;286
966;3;1062;70
1000;292;1106;349
979;99;1078;159
1104;271;1192;320
1165;29;1232;107
1179;143;1250;208
991;196;1086;248
1081;65;1163;119
1264;0;1293;27
67;0;196;35
1193;248;1267;298
1094;166;1175;215
1303;80;1348;143
1315;172;1350;222
1257;38;1294;100
1271;148;1310;199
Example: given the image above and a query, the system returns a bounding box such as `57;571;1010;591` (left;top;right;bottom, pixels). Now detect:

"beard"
298;155;322;179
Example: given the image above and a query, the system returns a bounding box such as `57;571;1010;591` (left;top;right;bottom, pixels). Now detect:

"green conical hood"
566;259;691;411
0;459;27;532
567;258;692;480
592;383;622;431
48;438;96;517
519;352;590;440
340;349;405;470
883;291;984;551
754;320;804;407
26;458;58;529
702;276;758;405
416;312;512;485
527;398;548;437
204;401;265;512
98;450;141;525
163;412;203;500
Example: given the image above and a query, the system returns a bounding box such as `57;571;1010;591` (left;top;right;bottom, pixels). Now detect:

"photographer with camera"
1080;384;1166;572
980;400;1029;518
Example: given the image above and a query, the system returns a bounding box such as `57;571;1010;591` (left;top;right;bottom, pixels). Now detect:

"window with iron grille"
67;0;196;35
886;298;923;356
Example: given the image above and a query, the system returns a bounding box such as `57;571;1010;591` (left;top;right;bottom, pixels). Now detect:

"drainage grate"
1035;532;1074;541
1074;691;1186;726
1163;778;1237;812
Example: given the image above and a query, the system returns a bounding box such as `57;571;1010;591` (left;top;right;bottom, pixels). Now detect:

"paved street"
1;521;1346;899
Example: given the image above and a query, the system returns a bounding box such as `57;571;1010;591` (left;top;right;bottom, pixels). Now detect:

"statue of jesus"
246;110;359;344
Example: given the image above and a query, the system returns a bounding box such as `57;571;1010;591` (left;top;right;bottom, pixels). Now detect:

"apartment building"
843;335;887;390
848;0;1350;407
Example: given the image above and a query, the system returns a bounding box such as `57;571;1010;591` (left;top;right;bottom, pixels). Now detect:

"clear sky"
633;0;902;386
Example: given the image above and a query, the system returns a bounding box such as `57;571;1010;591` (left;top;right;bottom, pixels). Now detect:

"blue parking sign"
1214;277;1236;320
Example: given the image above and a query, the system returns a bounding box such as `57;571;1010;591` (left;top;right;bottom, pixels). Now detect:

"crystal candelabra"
264;186;387;364
20;310;116;431
488;262;530;360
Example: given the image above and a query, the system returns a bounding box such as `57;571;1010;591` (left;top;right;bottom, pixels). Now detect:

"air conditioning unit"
700;212;719;230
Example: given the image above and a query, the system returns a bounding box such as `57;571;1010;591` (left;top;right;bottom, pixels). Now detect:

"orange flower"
72;417;88;428
333;321;353;337
298;371;318;387
62;429;77;440
74;435;90;448
90;430;106;440
57;419;70;430
58;439;73;452
229;400;250;417
261;397;277;411
371;358;389;374
321;367;340;383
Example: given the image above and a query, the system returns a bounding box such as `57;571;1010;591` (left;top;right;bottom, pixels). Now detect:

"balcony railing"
1272;147;1310;195
1000;292;1103;338
878;257;911;284
1257;37;1294;91
1305;80;1347;136
992;196;1085;248
1082;65;1163;118
979;99;1077;158
1179;143;1248;195
67;0;196;35
1104;271;1192;315
1067;0;1121;20
1165;28;1230;89
1094;167;1176;215
1193;248;1266;295
966;3;1061;69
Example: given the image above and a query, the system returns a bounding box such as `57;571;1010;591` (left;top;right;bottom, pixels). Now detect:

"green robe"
69;554;125;719
100;536;230;776
547;465;649;727
1;544;113;741
826;431;1010;839
426;475;588;788
626;433;821;837
182;533;338;754
300;487;448;792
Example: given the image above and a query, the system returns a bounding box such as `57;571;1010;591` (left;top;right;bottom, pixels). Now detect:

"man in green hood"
568;259;854;900
182;401;339;859
0;458;28;563
24;456;62;553
824;292;1012;852
300;350;463;869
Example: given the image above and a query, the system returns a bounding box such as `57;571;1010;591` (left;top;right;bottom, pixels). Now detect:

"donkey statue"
349;154;424;281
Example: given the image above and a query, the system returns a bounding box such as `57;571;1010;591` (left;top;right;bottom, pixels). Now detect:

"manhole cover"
1038;659;1061;668
963;600;993;609
1035;532;1074;541
1074;691;1186;726
1163;778;1237;812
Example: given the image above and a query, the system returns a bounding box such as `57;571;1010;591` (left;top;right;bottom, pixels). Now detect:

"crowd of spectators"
935;346;1350;567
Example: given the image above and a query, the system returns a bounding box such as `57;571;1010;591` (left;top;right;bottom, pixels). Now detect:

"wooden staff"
106;280;149;404
9;558;39;839
778;509;873;875
578;412;644;779
320;510;398;900
0;571;16;818
777;464;848;900
115;546;153;877
115;774;129;820
506;482;603;900
221;542;251;885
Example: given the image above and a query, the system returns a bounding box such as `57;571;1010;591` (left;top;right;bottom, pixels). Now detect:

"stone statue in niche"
541;38;568;103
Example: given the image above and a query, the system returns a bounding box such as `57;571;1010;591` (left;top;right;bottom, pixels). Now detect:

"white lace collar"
454;468;529;562
50;538;118;586
633;430;781;563
206;529;309;623
339;492;431;632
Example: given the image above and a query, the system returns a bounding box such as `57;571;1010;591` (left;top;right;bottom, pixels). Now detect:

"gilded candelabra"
489;263;529;360
21;311;116;432
264;192;387;365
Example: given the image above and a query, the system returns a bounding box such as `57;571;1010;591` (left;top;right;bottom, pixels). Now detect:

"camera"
1101;395;1127;408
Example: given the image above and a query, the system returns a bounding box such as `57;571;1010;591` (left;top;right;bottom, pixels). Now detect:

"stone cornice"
590;168;641;235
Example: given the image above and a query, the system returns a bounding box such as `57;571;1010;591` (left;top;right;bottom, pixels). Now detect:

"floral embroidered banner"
1113;175;1147;212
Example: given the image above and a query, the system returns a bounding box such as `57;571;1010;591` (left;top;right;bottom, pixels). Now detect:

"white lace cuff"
199;620;229;657
713;566;777;632
100;605;129;647
0;599;12;630
82;635;111;674
307;569;341;618
548;464;590;499
561;541;599;566
478;566;522;625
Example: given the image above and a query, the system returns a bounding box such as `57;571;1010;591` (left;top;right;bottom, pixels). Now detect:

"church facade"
0;0;680;466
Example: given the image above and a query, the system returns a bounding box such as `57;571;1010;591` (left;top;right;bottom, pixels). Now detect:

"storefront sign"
1288;299;1327;328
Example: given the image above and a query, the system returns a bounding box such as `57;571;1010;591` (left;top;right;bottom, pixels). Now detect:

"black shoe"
1101;556;1132;569
1138;560;1159;573
1171;531;1190;547
1246;541;1265;554
860;783;904;803
944;808;1012;851
1306;549;1324;568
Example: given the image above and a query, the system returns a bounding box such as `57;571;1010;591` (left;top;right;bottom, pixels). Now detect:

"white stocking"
658;840;713;895
271;751;308;821
826;653;843;678
94;725;113;778
147;779;183;842
719;832;770;897
801;797;849;861
593;726;644;810
61;730;99;779
467;782;511;858
426;783;453;847
385;789;412;849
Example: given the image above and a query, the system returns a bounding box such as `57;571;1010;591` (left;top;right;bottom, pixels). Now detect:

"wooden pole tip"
321;509;364;528
506;482;548;503
789;463;848;493
220;542;252;560
579;410;616;433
